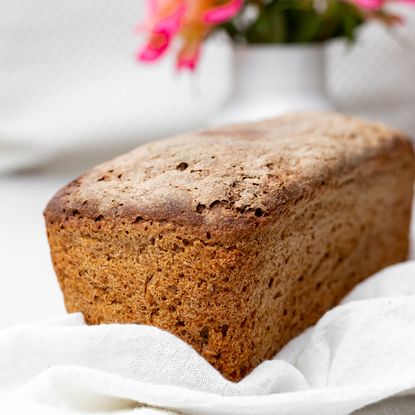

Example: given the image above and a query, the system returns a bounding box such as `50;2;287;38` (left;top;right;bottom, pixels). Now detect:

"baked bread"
44;112;414;381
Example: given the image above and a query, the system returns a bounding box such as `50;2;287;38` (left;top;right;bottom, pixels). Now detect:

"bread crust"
44;112;414;381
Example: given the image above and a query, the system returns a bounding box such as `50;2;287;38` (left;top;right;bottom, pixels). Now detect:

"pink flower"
138;1;186;62
138;0;243;71
203;0;243;24
353;0;415;10
176;49;200;71
353;0;384;9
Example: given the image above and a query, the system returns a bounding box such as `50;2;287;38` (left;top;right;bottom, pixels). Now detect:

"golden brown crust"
44;112;413;241
44;112;414;381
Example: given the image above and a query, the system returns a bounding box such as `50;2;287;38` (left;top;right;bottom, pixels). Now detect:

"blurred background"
0;1;414;328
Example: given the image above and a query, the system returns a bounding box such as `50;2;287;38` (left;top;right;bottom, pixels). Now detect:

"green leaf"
221;0;366;44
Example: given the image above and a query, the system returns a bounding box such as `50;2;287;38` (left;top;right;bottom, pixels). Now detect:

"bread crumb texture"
44;112;414;381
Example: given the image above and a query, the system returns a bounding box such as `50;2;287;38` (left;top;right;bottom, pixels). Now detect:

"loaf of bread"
44;113;414;381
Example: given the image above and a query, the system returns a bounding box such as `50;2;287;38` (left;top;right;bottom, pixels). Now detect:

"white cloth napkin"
1;261;415;415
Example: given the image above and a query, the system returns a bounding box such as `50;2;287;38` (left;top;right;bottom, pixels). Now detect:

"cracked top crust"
44;112;413;236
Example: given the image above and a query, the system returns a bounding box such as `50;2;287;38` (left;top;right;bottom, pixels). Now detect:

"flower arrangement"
138;0;415;71
138;0;243;70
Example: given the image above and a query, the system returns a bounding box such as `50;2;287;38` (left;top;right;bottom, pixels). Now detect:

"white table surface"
0;173;72;328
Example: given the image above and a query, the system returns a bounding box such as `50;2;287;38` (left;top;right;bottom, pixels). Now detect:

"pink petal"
147;0;176;16
396;0;415;4
353;0;384;9
176;44;200;71
153;4;185;37
138;2;185;33
177;60;196;71
138;47;163;62
137;3;186;63
138;40;169;62
137;31;170;62
177;56;198;71
203;0;243;24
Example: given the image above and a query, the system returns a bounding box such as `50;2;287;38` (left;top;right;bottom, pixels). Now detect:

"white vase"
213;44;332;126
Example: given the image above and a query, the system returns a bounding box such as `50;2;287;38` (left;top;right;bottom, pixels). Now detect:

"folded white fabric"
1;261;415;415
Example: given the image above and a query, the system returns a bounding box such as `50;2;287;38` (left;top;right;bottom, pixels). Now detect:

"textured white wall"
327;7;415;138
0;2;414;173
0;0;232;171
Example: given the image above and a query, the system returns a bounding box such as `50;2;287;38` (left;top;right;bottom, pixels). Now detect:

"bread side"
44;113;414;381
